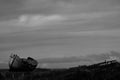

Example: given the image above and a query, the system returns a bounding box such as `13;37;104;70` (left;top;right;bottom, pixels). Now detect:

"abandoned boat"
9;54;38;71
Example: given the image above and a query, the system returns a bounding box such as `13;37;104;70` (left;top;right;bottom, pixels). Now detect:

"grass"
0;60;120;80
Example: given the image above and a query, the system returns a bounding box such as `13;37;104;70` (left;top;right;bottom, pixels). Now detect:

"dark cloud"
20;0;120;15
52;0;120;5
0;0;120;19
0;0;25;20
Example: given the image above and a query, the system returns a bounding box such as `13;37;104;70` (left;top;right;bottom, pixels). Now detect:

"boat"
9;54;38;71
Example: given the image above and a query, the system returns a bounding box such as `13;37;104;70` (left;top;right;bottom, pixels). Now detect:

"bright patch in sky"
16;14;66;27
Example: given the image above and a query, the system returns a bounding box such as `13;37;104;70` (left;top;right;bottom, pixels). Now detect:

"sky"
0;0;120;62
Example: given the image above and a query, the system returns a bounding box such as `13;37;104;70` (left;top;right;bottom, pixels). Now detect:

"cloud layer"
0;0;120;20
0;0;120;61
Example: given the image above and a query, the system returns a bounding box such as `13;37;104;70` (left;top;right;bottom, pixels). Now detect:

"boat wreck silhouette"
9;54;38;71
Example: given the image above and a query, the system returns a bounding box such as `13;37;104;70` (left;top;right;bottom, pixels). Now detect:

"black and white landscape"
0;0;120;80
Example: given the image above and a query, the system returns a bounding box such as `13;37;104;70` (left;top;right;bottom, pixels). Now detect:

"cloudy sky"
0;0;120;62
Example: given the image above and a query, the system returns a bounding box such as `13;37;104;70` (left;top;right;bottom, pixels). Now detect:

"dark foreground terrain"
0;60;120;80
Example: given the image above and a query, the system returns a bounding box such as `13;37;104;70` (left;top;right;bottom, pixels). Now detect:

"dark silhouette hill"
0;59;120;80
37;51;120;68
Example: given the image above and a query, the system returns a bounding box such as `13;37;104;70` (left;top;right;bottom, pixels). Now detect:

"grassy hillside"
0;60;120;80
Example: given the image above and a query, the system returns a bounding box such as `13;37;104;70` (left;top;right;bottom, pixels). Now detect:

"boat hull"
9;55;38;71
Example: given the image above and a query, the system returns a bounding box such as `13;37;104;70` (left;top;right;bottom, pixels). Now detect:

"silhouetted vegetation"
0;60;120;80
